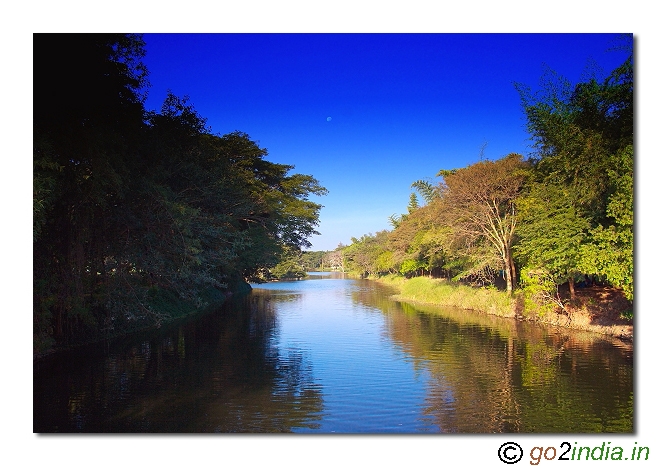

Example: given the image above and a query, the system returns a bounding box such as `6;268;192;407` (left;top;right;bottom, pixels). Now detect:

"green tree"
342;231;392;277
388;202;453;278
270;247;308;280
411;179;438;204
579;146;633;299
407;192;420;213
33;35;328;350
299;250;328;271
515;181;590;299
517;48;633;300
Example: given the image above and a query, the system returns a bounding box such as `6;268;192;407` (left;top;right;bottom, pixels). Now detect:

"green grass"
377;275;516;318
376;275;632;341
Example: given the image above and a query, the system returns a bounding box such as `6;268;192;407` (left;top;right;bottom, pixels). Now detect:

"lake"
33;272;633;433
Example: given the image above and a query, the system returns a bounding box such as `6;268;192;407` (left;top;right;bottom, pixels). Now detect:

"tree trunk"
568;276;576;300
504;247;515;294
504;261;513;294
510;259;517;291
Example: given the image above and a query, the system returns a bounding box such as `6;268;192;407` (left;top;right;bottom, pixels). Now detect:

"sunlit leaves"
515;182;590;285
517;52;633;300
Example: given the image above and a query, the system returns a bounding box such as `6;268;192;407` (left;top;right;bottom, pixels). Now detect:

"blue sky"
141;33;628;251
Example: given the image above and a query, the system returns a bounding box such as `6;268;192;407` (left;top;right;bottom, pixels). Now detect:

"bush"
519;268;563;319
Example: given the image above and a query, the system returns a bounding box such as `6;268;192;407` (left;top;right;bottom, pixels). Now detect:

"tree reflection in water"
34;293;324;433
357;284;633;433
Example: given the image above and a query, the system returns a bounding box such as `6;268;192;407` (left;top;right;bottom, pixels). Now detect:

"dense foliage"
33;34;326;351
335;49;633;306
516;50;633;300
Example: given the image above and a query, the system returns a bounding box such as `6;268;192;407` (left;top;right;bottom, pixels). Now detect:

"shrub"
519;268;564;318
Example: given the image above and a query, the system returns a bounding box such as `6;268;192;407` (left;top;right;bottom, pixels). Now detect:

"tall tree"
33;36;328;350
517;48;633;300
33;34;149;344
439;153;529;293
388;201;454;278
515;181;590;299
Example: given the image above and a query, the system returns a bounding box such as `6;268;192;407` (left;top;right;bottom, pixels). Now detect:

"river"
33;272;633;433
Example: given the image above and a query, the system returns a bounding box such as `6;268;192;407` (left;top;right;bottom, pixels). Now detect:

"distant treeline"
277;43;633;310
33;34;327;351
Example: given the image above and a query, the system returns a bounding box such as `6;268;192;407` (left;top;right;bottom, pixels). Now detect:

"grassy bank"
377;276;515;317
375;275;633;341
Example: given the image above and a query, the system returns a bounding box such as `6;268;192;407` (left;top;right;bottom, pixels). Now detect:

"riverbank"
376;276;633;342
33;282;253;361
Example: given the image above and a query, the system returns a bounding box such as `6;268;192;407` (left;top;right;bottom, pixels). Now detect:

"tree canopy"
516;51;633;300
33;34;327;350
438;153;529;293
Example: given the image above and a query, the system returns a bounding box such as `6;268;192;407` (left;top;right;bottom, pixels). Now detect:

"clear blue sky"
141;33;629;251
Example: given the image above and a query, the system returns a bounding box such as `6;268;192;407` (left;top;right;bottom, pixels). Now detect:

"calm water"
34;273;633;433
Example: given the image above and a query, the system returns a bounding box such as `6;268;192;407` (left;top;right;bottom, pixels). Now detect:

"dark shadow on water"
34;294;324;433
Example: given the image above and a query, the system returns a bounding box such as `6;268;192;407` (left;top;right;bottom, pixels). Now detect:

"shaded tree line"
33;34;326;351
338;47;633;307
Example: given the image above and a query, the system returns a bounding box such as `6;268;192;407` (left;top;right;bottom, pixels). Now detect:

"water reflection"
34;275;632;433
361;283;633;432
34;296;323;433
